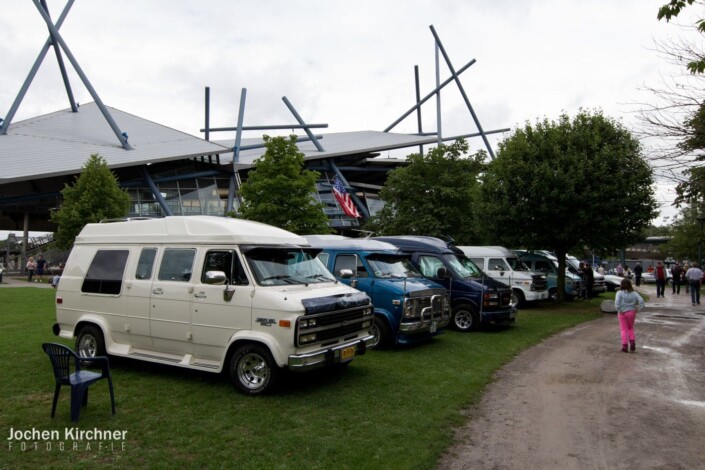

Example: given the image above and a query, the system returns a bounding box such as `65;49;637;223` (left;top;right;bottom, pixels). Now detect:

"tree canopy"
237;135;331;235
365;139;485;243
480;110;658;299
51;153;131;249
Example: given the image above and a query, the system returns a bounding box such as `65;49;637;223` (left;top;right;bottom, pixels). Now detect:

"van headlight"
300;318;317;328
403;298;417;318
300;333;317;344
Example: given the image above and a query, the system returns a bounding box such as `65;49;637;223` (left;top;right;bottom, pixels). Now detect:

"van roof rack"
99;217;157;223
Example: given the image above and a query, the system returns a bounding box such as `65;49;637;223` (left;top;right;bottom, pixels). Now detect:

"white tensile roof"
0;102;230;184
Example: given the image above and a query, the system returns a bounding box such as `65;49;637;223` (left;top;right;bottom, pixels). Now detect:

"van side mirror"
339;269;354;279
204;271;227;285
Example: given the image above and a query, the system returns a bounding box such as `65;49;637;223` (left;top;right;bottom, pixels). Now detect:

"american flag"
332;176;361;218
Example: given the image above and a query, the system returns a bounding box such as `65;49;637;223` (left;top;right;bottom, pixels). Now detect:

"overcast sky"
0;0;697;228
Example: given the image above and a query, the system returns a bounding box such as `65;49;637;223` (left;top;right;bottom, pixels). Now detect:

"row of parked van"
52;216;601;396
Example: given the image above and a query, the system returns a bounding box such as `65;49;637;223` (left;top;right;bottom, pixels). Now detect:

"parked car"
604;274;625;291
642;269;672;285
459;245;548;308
513;250;582;300
53;216;375;395
565;255;606;295
304;235;450;348
374;236;515;331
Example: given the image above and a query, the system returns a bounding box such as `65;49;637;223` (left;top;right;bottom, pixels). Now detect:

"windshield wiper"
262;275;297;284
305;273;334;282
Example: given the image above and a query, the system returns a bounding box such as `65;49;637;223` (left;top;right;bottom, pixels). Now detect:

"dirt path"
438;283;705;470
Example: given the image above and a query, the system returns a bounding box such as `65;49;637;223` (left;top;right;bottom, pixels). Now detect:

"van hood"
375;277;445;294
252;283;371;314
456;275;510;291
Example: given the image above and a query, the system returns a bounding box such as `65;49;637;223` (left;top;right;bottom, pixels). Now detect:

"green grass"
0;288;603;469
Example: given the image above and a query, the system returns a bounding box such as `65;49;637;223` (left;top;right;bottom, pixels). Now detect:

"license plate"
341;346;356;361
430;321;437;333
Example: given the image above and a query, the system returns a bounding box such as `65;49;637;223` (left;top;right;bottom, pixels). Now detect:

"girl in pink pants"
614;278;645;353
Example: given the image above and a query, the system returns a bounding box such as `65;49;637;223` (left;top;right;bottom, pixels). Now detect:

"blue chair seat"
42;343;116;423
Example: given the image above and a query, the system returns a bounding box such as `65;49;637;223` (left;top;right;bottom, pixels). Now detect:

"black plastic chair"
42;343;116;422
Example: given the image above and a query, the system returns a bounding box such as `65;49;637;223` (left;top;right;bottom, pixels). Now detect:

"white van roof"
458;246;516;258
304;235;400;252
75;216;308;246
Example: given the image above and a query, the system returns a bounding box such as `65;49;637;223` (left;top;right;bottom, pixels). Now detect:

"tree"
480;110;659;301
365;139;486;243
51;153;131;249
658;0;705;73
238;135;331;235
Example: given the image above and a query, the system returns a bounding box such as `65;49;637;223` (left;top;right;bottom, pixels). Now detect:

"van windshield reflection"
245;248;336;286
444;255;483;279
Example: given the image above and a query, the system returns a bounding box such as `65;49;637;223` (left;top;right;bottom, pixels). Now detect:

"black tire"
229;344;279;395
75;325;106;359
548;287;558;302
369;316;391;349
451;304;480;332
511;289;525;309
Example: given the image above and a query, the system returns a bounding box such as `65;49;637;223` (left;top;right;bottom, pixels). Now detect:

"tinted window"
418;255;445;278
82;250;129;295
158;249;196;282
202;250;249;285
489;258;509;271
135;248;157;280
333;254;368;278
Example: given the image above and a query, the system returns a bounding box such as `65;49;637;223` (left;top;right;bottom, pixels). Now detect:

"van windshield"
245;248;336;286
367;254;422;279
444;254;483;279
507;257;531;271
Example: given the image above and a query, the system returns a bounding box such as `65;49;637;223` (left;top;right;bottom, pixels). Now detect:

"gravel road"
438;283;705;470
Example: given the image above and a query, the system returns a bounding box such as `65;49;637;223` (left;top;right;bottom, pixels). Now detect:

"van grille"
404;290;450;323
297;293;373;347
531;274;548;292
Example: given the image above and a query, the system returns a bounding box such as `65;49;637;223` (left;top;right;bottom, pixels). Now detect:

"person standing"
616;263;624;277
685;262;703;306
35;254;46;283
683;262;690;294
654;261;667;298
634;262;643;286
582;262;594;299
26;256;36;282
615;278;645;353
671;262;682;294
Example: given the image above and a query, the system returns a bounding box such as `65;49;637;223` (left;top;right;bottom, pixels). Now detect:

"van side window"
334;255;368;278
534;260;551;273
202;250;249;285
82;250;129;295
418;255;445;278
135;248;157;280
158;249;196;282
489;258;509;271
469;257;483;267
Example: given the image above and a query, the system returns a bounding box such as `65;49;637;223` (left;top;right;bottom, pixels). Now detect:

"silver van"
459;246;548;307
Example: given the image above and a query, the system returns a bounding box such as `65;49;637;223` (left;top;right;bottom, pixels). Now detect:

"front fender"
226;330;290;368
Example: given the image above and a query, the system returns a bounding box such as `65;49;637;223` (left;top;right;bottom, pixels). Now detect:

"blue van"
512;250;582;300
304;235;450;348
374;236;515;331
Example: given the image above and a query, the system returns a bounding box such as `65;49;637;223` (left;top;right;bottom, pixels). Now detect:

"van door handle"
194;292;207;299
152;288;163;295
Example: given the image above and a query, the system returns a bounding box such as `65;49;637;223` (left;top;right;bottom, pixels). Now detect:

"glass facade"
127;174;233;217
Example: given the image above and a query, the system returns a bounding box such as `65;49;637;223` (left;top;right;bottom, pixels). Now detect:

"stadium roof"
0;102;231;184
215;131;439;169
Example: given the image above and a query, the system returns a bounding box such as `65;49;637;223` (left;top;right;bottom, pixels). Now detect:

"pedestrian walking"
683;262;690;294
634;262;643;286
685;262;703;306
671;262;683;294
614;278;645;353
655;261;667;298
26;256;36;282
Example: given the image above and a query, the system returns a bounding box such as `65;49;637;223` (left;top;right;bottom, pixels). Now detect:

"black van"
375;236;515;331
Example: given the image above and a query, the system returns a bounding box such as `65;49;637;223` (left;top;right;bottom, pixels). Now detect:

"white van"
458;246;549;307
53;216;374;395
